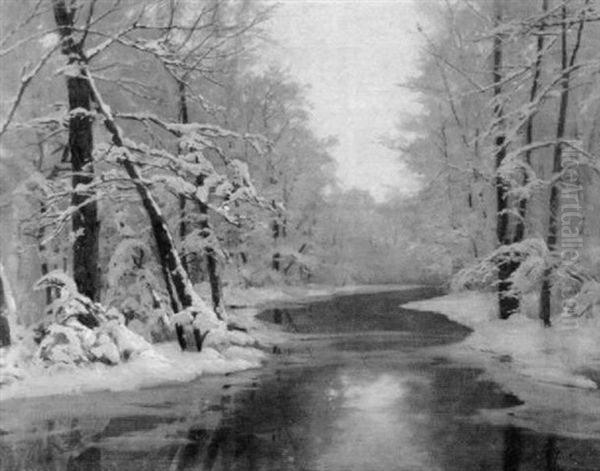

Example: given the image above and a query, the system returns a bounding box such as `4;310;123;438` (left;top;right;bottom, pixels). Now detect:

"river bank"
403;291;600;439
0;284;425;401
3;287;599;470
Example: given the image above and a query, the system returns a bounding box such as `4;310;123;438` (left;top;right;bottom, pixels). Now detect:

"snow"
0;340;265;401
403;290;600;437
0;283;269;402
0;283;422;402
403;291;600;390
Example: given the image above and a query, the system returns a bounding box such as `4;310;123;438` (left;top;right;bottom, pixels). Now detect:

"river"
1;287;599;470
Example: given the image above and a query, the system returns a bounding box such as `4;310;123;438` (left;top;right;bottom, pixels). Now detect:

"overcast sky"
266;0;425;202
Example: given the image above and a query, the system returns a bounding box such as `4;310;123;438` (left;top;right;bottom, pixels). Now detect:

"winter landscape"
1;0;600;470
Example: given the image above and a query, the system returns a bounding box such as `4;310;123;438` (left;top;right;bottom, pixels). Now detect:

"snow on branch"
451;238;550;298
0;43;61;141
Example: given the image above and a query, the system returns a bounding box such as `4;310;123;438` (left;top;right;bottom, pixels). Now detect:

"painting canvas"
1;0;600;469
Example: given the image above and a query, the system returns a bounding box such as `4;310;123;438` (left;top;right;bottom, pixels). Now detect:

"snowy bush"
452;238;600;321
31;271;153;366
34;270;105;327
34;315;152;367
451;238;549;297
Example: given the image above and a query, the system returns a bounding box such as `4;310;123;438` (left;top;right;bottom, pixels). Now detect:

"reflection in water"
545;436;560;471
67;446;101;471
503;426;523;471
318;372;439;471
3;289;600;470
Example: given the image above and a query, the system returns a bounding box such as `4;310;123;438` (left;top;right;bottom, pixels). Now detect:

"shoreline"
403;291;600;439
0;283;428;402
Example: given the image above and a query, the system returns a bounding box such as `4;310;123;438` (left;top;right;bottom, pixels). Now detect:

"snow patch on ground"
0;341;264;401
0;283;422;402
404;291;600;390
404;291;600;438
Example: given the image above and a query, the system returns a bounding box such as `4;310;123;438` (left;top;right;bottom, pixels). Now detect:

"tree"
492;0;521;320
0;261;15;347
52;0;100;301
540;1;589;326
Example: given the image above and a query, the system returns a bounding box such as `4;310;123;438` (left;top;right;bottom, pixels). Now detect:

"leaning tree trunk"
53;0;100;301
177;80;190;276
540;3;585;326
177;82;225;320
83;69;218;351
493;0;519;319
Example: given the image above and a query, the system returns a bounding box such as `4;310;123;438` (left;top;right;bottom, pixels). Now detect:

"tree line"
400;0;600;322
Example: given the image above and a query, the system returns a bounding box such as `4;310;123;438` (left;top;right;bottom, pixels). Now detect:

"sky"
266;0;426;202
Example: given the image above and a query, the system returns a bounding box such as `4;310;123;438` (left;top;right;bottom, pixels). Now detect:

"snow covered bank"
0;341;265;401
0;283;269;402
404;291;600;438
0;283;424;402
404;291;600;389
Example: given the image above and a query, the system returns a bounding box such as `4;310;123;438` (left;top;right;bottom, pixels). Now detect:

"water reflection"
318;372;439;471
503;426;523;471
67;446;101;471
3;289;600;470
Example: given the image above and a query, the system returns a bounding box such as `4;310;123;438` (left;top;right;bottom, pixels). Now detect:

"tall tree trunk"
178;81;190;276
53;0;100;301
517;0;548;242
540;3;586;326
493;0;519;319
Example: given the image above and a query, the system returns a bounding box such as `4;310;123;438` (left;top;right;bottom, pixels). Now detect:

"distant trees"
214;67;337;285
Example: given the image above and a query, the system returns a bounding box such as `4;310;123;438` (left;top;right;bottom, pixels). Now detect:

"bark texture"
540;3;586;326
493;0;519;319
53;0;100;300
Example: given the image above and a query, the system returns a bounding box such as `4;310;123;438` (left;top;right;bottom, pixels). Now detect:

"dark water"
2;287;600;470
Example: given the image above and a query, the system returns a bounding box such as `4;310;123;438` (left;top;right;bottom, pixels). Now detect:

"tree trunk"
197;176;225;321
87;78;204;317
517;0;548;242
493;0;519;319
177;81;225;320
540;3;584;326
178;80;190;276
84;68;220;353
271;201;281;271
0;266;10;347
0;262;16;347
53;0;100;301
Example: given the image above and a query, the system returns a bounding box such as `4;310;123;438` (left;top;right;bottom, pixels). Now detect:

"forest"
0;0;599;402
